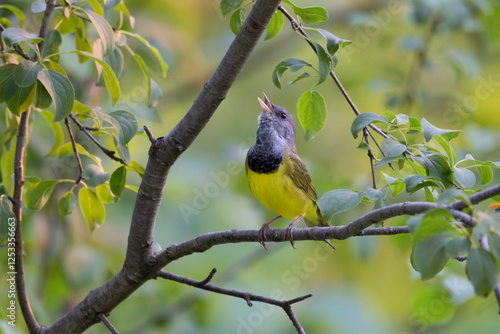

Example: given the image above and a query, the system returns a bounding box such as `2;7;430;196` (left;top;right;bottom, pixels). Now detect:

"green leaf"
103;0;120;8
59;191;77;216
149;79;163;108
312;41;330;85
96;184;115;204
24;176;41;190
110;165;127;198
297;90;327;141
41;30;62;60
487;233;500;262
84;9;115;57
466;248;498;297
265;10;284;41
110;110;138;143
82;164;109;187
437;188;471;206
453;167;476;188
229;8;246;35
477;165;493;185
0;64;16;103
272;58;311;90
351;112;390;139
421;118;461;142
113;134;130;164
31;0;47;13
79;187;105;230
14;60;42;87
131;54;151;104
365;187;387;201
25;180;59;210
405;175;443;194
444;237;470;258
287;72;310;86
411;234;449;280
1;27;42;46
381;172;405;197
433;135;455;165
86;0;104;15
1;145;15;195
381;138;406;157
5;76;36;115
284;1;328;23
0;5;26;28
221;0;243;15
75;34;92;63
97;46;124;87
40;110;64;156
37;69;75;122
120;31;168;77
408;117;422;134
411;209;457;243
126;160;145;178
373;156;397;169
78;51;120;106
318;189;364;221
316;28;352;55
34;80;52;109
58;142;102;167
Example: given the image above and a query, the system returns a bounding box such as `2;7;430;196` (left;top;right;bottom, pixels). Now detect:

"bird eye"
280;112;287;119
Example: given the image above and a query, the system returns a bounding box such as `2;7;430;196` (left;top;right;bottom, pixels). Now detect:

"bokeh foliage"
1;0;500;333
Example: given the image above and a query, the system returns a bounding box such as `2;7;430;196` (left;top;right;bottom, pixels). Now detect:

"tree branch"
36;0;57;59
158;270;310;334
0;22;37;61
69;113;125;164
12;108;40;333
64;117;83;184
43;1;282;332
97;313;119;334
153;197;488;268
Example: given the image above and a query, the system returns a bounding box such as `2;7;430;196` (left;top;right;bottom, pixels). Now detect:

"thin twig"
363;128;377;188
143;125;156;143
69;113;126;164
36;0;58;59
158;270;311;333
277;5;390;149
0;23;37;61
199;268;217;285
64;117;84;184
97;313;120;334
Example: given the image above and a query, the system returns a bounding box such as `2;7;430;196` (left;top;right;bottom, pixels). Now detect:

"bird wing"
286;151;318;203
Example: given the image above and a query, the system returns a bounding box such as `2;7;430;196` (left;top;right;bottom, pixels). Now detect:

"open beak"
258;92;273;114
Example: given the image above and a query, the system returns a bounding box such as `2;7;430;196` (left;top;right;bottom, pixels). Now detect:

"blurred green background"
1;0;500;333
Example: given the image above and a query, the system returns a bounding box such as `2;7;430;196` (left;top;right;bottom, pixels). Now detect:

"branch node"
143;125;156;143
98;313;119;334
198;268;217;286
244;294;253;307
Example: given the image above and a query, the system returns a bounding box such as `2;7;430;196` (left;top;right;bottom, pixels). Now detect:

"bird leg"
259;215;282;250
285;215;304;249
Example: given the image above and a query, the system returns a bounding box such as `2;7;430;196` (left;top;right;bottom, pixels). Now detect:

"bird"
245;92;333;249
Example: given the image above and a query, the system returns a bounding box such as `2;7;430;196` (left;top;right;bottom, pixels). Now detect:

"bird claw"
285;225;296;249
258;224;270;251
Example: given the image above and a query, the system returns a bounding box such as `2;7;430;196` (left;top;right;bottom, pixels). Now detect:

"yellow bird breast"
246;166;314;221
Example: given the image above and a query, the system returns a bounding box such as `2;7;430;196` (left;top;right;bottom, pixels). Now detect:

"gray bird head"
256;93;296;150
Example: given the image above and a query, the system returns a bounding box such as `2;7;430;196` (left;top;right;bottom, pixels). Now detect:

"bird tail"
304;205;335;250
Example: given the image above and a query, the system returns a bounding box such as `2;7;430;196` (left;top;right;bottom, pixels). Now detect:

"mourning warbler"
245;93;332;249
